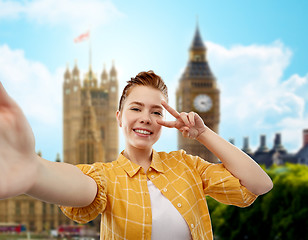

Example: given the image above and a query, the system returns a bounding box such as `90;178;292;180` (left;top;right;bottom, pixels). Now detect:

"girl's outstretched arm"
0;82;97;207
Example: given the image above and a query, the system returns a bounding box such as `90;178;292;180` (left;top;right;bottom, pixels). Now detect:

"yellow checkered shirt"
60;149;257;240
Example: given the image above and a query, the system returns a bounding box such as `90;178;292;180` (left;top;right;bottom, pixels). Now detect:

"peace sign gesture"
157;100;207;139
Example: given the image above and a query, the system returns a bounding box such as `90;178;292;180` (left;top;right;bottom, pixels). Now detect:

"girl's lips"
133;128;153;137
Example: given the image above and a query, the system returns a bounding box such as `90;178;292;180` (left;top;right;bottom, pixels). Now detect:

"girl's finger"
182;129;189;138
161;100;180;119
179;126;190;132
156;119;177;128
179;112;190;126
188;112;195;126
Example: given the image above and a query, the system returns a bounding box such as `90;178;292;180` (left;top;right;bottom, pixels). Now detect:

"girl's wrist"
196;126;208;141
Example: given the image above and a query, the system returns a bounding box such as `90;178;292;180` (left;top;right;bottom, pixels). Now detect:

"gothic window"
50;204;54;213
79;146;83;164
101;128;105;139
15;202;21;216
29;221;35;232
90;144;94;163
43;202;47;215
87;143;94;163
29;202;35;214
50;221;54;230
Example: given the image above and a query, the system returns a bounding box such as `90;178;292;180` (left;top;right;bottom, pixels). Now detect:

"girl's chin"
128;140;157;150
133;143;154;150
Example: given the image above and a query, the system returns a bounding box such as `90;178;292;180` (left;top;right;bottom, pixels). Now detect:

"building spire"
190;21;206;51
181;22;213;78
196;15;199;30
100;63;108;88
72;59;80;76
256;135;269;153
271;133;287;153
242;137;253;155
64;62;71;80
110;60;117;76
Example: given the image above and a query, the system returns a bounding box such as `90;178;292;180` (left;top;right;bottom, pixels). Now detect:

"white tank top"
147;180;192;240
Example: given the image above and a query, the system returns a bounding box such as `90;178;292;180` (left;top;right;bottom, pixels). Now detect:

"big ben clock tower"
176;24;220;163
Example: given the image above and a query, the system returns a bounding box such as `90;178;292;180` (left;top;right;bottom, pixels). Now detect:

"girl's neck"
123;147;152;172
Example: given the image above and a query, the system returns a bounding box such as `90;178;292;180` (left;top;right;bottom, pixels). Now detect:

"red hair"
118;70;168;111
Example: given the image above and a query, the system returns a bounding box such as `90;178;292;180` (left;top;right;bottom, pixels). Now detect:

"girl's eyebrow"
128;101;163;110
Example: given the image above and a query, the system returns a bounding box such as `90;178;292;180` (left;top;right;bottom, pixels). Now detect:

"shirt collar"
117;149;165;178
150;149;165;173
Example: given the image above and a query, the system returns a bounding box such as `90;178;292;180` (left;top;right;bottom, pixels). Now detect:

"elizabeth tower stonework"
176;25;220;163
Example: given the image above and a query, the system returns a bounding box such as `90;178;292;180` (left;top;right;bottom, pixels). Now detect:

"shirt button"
177;203;182;208
191;223;194;228
163;188;167;192
151;175;155;179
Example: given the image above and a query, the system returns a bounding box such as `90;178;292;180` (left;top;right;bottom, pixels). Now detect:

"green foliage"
207;163;308;240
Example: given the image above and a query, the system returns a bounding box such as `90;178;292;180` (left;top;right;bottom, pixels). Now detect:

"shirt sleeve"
183;151;257;207
59;163;107;223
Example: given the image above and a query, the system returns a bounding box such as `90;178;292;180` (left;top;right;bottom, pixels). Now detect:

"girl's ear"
116;110;122;127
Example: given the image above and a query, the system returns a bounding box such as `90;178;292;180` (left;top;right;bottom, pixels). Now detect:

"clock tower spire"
176;24;220;163
189;23;207;62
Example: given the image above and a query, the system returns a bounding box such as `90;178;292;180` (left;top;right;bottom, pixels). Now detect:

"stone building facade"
244;130;308;167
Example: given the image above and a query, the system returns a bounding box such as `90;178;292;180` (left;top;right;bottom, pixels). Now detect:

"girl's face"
116;86;166;152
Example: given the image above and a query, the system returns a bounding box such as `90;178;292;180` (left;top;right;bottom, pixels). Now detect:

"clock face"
193;94;213;112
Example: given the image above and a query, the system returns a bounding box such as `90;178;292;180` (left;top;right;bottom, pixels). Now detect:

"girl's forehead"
121;86;166;110
126;86;164;101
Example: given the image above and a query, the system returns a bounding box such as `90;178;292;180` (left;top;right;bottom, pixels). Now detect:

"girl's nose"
140;113;151;124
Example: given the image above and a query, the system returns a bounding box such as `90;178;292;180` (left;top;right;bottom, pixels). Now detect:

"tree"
208;164;308;240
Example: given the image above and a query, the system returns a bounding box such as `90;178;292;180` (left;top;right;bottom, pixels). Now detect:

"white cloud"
0;0;23;19
0;43;64;160
0;44;62;125
205;40;308;151
0;0;123;30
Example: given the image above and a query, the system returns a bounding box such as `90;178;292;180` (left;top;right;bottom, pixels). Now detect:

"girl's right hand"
0;82;39;199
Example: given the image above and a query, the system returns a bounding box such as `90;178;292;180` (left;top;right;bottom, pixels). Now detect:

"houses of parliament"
1;25;307;233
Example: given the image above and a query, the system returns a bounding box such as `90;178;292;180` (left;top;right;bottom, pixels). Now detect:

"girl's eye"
153;111;163;116
131;108;140;111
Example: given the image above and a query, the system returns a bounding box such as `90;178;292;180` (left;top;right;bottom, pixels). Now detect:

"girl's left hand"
156;100;207;139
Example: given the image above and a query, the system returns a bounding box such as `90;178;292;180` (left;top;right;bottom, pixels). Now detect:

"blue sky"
0;0;307;161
